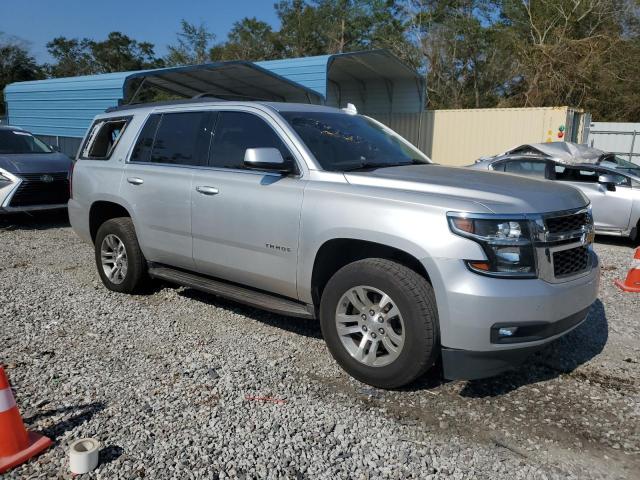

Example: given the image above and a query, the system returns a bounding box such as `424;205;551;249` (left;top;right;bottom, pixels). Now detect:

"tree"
0;35;43;115
211;18;281;61
275;0;412;57
90;32;163;72
398;0;512;109
499;0;640;121
46;37;96;77
46;32;163;77
275;0;326;56
166;20;215;66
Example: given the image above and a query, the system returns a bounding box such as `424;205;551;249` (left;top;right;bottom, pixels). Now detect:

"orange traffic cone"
614;248;640;293
0;366;53;473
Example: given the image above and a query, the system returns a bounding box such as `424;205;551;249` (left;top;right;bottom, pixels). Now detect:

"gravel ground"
1;211;639;479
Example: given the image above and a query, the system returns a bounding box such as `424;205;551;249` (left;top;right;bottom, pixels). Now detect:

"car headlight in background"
0;169;13;188
447;213;536;278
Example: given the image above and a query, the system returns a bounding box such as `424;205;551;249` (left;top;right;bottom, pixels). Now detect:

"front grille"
9;172;69;207
545;212;588;234
553;246;589;278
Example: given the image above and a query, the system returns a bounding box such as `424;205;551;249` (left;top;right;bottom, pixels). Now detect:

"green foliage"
213;1;415;60
90;32;163;72
210;18;281;61
0;34;43;115
403;0;510;108
166;20;215;66
46;37;96;77
498;0;640;121
46;32;163;77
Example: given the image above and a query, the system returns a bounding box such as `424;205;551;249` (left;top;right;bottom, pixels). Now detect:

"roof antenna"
342;103;358;115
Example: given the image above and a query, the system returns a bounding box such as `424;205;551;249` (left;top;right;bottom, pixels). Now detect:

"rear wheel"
94;217;148;293
320;258;439;389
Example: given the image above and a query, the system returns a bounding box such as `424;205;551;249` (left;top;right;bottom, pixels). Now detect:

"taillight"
69;161;75;199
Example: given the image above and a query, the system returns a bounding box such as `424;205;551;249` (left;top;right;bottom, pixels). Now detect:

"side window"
150;111;214;166
599;170;630;187
81;117;130;160
503;160;547;178
554;164;569;180
576;169;599;182
130;114;161;163
210;111;292;170
491;162;506;172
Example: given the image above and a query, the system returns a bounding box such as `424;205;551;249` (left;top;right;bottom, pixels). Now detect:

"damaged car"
0;126;72;213
470;142;640;241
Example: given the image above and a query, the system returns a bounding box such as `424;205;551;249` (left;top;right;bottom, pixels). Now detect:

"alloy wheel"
335;285;405;367
100;234;128;285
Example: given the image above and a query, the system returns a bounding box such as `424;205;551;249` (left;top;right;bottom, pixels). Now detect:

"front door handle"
127;177;144;185
196;186;219;196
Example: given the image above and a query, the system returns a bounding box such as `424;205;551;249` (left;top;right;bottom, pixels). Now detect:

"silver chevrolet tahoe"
69;100;600;388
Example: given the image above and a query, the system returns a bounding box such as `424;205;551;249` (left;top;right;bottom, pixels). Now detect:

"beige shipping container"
375;106;587;166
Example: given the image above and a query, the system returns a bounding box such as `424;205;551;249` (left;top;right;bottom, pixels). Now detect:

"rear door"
123;110;215;269
553;165;633;232
190;110;305;299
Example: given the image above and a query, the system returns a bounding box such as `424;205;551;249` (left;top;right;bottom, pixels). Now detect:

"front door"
554;165;633;232
191;111;305;299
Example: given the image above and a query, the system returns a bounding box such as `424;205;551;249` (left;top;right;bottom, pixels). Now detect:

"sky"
0;0;280;63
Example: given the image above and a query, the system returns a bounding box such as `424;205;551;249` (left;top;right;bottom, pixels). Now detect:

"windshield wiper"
342;159;427;172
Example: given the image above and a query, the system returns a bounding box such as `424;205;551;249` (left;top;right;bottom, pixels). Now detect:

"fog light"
498;327;518;337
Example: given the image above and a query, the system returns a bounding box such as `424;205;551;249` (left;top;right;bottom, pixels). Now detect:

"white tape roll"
69;438;100;474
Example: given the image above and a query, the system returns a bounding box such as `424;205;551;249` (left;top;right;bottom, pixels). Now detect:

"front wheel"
320;258;439;389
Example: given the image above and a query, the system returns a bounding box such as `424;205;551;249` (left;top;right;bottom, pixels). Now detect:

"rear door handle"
127;177;144;185
196;186;219;196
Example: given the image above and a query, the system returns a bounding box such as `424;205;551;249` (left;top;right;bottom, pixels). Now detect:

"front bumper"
441;307;590;380
0;170;70;213
0;204;68;213
424;251;600;380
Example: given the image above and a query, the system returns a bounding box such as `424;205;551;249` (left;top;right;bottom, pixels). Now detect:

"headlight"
447;213;536;278
0;170;12;188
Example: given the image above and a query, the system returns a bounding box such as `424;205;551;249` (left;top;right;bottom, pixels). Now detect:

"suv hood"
0;152;72;174
344;164;589;214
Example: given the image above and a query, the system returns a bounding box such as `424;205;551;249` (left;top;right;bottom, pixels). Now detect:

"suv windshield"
280;111;430;172
0;129;53;154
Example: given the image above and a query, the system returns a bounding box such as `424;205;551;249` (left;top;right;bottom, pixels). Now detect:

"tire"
319;258;439;389
94;217;148;294
632;220;640;245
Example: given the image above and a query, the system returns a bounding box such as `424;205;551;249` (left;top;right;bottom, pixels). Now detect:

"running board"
148;266;315;319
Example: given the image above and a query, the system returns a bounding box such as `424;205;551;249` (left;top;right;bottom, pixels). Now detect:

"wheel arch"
309;238;432;309
89;200;132;243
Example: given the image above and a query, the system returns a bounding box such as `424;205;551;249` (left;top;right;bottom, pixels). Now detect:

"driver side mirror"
598;174;617;192
50;144;61;152
244;148;291;173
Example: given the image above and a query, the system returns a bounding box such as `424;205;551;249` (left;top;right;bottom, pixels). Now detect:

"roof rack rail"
191;92;270;101
105;97;248;113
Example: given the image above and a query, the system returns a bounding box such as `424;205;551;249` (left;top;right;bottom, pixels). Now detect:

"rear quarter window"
80;117;131;160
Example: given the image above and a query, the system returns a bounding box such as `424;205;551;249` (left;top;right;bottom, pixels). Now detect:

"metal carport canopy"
257;50;425;114
326;50;425;113
126;61;324;105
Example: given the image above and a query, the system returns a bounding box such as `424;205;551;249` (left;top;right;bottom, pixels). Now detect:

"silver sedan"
470;142;640;241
